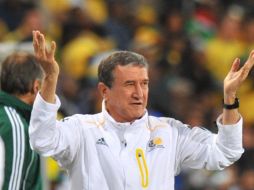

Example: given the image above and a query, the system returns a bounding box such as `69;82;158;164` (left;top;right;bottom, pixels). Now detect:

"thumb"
230;58;240;72
48;41;56;60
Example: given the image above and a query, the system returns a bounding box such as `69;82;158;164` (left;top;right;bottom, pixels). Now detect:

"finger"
248;50;254;60
38;32;46;57
245;50;254;70
45;41;56;60
240;50;254;78
33;31;43;54
239;67;250;81
230;58;240;72
33;31;40;55
50;41;56;59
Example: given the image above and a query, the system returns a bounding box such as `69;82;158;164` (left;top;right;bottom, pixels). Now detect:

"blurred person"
57;72;100;116
60;7;92;47
239;168;254;190
204;4;245;82
83;0;108;25
0;18;8;42
159;9;217;119
29;30;254;190
162;8;218;93
61;31;111;80
104;0;133;50
131;26;162;65
243;12;254;51
57;73;81;116
4;5;44;42
0;52;44;189
186;0;218;51
41;0;71;16
0;137;4;189
135;4;158;26
0;1;33;31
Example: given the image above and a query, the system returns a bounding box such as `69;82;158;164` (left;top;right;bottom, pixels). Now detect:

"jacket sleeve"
29;93;81;167
174;115;244;174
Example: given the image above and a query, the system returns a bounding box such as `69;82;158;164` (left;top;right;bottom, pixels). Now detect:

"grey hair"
98;51;148;88
0;52;44;95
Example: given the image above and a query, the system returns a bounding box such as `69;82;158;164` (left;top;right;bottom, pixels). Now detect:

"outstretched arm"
33;30;59;103
175;51;254;171
222;50;254;124
30;31;81;163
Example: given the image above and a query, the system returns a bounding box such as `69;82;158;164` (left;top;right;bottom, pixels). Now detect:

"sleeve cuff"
216;114;243;135
33;92;61;112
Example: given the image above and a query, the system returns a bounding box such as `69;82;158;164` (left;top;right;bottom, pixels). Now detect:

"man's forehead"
114;64;148;74
113;65;149;80
115;64;148;70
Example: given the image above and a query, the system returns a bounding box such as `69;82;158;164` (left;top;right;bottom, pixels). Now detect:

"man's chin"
132;112;145;120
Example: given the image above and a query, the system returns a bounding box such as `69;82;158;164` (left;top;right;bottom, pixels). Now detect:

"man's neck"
15;93;34;105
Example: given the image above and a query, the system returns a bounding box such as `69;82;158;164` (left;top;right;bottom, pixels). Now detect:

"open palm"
33;30;59;77
224;50;254;97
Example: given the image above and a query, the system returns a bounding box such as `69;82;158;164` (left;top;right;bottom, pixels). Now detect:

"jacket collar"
0;91;32;121
101;100;148;131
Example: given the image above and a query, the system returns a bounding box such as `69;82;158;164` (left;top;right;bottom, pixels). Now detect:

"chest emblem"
148;137;164;151
96;137;108;146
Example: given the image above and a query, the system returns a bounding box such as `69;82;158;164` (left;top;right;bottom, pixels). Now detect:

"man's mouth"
131;102;142;105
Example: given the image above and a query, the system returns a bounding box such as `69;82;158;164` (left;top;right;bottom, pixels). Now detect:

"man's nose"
133;83;144;98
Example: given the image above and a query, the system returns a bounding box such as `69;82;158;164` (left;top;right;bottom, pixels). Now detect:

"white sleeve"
174;116;244;173
29;93;81;167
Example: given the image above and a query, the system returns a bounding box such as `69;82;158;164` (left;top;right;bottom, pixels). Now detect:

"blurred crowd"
0;0;254;189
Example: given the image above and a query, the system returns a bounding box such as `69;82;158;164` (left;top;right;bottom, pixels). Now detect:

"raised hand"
222;50;254;124
224;50;254;102
33;30;59;77
33;30;59;103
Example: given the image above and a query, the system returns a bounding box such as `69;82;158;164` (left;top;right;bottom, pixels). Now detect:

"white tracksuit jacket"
29;94;244;190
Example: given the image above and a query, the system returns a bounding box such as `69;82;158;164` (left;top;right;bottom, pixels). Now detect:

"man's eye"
126;82;134;86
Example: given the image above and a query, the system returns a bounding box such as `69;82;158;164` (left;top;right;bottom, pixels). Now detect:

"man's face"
103;65;149;122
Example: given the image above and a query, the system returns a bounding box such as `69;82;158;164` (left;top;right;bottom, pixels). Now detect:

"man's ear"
97;82;109;100
32;79;41;94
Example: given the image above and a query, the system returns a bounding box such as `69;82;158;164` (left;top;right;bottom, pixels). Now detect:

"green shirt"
0;91;42;190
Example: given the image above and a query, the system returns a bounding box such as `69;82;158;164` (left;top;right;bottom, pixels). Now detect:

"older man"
29;30;253;190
